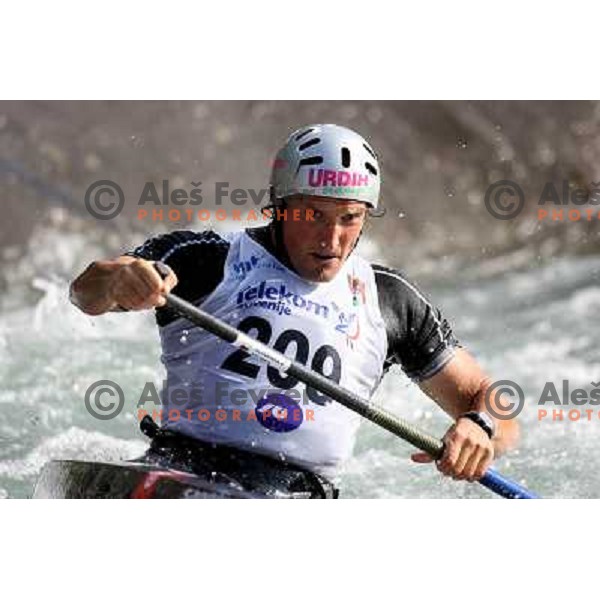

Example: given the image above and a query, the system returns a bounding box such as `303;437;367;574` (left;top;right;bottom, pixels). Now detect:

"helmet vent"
298;137;321;151
294;128;315;141
363;143;377;159
341;147;351;168
295;155;323;174
365;162;378;176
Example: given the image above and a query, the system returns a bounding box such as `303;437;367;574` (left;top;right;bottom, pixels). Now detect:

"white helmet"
269;124;381;209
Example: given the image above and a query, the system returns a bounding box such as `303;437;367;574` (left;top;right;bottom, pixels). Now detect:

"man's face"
280;195;368;283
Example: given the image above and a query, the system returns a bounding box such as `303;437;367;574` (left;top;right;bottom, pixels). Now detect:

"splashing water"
1;230;599;498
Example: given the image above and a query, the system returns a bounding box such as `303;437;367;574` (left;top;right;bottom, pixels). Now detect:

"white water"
1;229;599;498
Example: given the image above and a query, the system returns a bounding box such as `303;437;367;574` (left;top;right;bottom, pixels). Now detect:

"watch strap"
460;411;495;439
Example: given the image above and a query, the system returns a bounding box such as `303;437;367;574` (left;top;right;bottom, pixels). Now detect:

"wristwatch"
460;411;496;439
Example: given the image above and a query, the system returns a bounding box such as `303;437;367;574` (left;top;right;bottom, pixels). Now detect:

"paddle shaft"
163;291;538;499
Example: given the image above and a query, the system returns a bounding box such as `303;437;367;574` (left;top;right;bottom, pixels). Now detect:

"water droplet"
180;330;188;344
398;211;406;219
456;137;468;149
130;135;145;149
185;359;192;366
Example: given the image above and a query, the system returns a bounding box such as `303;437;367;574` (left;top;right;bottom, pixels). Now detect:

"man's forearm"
418;349;521;458
70;257;134;315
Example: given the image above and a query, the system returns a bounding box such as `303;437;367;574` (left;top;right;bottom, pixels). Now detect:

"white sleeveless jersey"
158;230;388;479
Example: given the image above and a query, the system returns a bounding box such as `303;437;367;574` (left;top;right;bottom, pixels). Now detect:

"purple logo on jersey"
255;393;304;433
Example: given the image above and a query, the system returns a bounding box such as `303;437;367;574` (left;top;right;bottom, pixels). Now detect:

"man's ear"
367;203;386;218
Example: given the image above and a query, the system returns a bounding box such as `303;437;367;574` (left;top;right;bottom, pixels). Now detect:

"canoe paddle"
155;263;539;499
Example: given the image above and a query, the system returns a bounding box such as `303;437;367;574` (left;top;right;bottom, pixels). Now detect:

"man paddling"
70;123;519;497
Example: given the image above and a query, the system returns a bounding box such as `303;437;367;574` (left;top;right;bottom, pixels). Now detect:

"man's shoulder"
370;262;411;282
369;262;443;339
370;261;460;381
126;228;234;261
370;263;425;306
